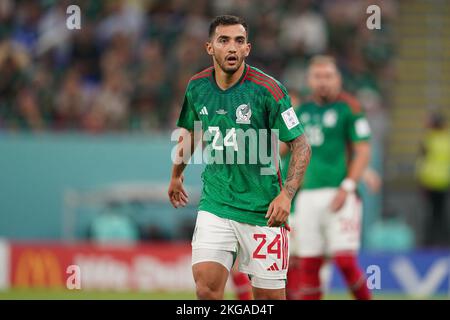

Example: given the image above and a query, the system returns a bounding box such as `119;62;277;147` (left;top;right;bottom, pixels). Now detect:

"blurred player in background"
230;264;253;300
282;56;372;300
168;15;311;300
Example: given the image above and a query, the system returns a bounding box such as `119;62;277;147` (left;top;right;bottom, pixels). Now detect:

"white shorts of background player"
290;188;362;257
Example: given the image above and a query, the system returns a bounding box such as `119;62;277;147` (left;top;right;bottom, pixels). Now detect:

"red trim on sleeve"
337;91;362;114
247;73;282;101
247;76;281;102
248;69;284;99
190;66;214;81
240;65;250;84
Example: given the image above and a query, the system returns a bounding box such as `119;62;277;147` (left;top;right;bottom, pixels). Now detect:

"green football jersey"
290;92;371;189
177;64;304;226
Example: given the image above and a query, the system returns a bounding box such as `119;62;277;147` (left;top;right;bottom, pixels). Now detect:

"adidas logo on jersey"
266;263;280;271
199;106;208;115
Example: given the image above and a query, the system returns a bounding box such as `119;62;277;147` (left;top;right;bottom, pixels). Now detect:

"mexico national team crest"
323;110;338;128
236;104;252;124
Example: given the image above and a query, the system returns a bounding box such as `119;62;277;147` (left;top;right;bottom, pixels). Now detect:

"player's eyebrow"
217;35;246;41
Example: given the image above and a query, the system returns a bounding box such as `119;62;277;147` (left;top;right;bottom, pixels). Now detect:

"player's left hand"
266;190;291;227
330;188;348;212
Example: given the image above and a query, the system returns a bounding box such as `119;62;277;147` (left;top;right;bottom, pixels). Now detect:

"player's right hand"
168;175;189;208
266;190;291;227
362;167;382;193
330;188;348;212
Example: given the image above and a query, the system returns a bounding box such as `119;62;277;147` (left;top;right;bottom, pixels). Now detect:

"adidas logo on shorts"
266;263;279;271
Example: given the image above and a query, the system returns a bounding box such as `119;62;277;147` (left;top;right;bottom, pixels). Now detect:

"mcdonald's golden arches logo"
15;250;64;288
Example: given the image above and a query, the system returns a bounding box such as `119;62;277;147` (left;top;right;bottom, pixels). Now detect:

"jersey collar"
209;64;249;94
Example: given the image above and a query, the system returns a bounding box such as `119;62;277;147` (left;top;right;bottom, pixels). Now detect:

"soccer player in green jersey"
168;15;311;300
282;56;372;300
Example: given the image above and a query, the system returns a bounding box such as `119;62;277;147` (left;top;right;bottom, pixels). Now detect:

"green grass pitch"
0;289;448;300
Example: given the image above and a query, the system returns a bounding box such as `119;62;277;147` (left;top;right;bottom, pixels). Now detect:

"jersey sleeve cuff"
278;130;303;143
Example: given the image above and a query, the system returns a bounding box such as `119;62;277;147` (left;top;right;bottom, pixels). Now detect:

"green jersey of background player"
296;93;371;189
168;15;311;300
282;91;371;190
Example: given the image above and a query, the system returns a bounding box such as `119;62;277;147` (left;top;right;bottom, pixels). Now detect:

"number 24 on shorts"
252;234;281;259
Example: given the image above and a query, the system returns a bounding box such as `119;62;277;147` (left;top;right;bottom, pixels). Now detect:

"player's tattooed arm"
283;134;311;199
266;134;310;227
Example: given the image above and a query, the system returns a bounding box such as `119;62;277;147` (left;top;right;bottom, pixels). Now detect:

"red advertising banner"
9;242;194;291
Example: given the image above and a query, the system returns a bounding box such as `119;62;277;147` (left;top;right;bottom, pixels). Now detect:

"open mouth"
226;56;238;64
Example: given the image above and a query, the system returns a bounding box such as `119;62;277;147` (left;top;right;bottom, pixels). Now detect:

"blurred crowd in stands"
0;0;396;134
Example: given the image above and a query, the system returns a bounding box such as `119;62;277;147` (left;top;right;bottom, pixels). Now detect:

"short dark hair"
208;15;248;39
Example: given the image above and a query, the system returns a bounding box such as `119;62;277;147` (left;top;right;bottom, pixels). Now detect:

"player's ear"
205;41;213;56
243;40;251;58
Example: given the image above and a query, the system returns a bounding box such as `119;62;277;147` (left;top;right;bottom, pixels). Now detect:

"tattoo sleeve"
283;134;311;199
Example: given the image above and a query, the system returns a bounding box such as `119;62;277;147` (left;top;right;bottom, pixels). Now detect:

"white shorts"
290;188;362;257
192;211;289;287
